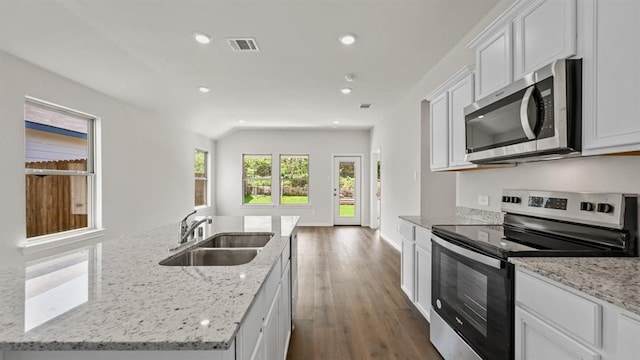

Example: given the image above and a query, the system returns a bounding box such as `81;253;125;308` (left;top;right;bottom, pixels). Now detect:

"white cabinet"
400;235;415;301
279;261;292;360
399;219;433;323
581;0;640;155
475;24;512;99
414;243;431;321
263;284;281;360
427;66;476;171
429;91;449;171
513;0;577;79
468;0;576;98
448;73;475;168
515;266;640;360
515;307;601;360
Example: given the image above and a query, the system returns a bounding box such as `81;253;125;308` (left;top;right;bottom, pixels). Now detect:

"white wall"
370;0;517;249
0;51;215;264
215;129;370;226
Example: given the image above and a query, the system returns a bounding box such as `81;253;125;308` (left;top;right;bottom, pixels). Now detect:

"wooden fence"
26;159;88;238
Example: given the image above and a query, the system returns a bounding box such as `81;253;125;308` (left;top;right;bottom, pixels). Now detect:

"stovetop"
432;223;632;260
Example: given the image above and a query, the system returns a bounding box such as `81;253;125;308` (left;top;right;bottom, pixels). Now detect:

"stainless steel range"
429;190;638;360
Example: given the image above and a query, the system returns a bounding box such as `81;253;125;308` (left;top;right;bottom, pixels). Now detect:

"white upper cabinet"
581;0;640;155
513;0;577;79
474;24;513;99
427;66;476;172
468;0;577;99
448;73;475;168
429;91;449;171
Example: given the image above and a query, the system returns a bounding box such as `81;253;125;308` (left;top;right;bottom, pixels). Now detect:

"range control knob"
510;196;521;204
597;203;614;213
502;196;511;203
580;202;594;211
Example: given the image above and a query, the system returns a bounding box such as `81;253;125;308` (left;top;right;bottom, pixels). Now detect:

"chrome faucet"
180;210;197;240
180;216;212;244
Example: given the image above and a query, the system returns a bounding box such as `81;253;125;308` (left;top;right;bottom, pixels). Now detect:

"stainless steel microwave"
464;59;582;164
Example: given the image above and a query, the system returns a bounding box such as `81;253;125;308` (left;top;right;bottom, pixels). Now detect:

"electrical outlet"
478;195;489;206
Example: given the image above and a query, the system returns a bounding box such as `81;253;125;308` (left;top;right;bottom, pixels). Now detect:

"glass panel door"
333;156;361;225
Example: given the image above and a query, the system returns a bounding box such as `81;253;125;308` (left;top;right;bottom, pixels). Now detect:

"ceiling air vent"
227;38;260;52
360;103;372;109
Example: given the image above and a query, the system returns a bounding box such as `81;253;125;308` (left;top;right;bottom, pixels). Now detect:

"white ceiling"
0;0;500;139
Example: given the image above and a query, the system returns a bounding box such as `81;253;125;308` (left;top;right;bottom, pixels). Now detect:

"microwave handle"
520;86;537;140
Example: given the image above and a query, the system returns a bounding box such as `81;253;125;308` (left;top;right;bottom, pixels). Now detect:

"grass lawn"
280;195;308;204
340;204;355;217
244;195;272;204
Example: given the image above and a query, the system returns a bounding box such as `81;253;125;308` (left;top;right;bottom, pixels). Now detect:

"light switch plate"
478;195;489;206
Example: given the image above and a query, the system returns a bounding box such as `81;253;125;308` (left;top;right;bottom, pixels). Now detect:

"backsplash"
456;206;503;224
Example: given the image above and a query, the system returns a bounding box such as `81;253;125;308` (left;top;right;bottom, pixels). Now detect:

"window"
194;149;208;207
243;154;272;204
24;98;99;240
280;155;309;205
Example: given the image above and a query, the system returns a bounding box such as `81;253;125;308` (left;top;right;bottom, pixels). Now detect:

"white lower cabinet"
414;245;431;321
515;307;601;360
249;333;264;360
515;266;640;360
279;261;292;360
263;284;281;360
399;218;432;323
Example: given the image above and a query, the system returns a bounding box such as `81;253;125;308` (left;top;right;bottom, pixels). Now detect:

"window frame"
279;154;310;206
194;148;209;209
23;96;103;251
241;154;274;206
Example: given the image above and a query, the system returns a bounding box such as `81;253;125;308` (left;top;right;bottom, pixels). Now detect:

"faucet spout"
180;216;212;244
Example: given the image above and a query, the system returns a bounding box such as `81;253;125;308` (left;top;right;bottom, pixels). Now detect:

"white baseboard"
380;232;400;251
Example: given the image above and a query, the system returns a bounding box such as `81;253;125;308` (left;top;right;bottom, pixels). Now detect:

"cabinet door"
515;307;601;360
250;332;265;360
513;0;577;79
617;313;640;360
475;24;512;99
263;285;281;360
279;262;292;360
448;73;475;169
400;237;415;301
429;91;449;171
414;245;431;321
582;0;640;154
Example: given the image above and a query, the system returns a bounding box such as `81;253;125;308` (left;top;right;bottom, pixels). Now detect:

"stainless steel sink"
196;233;273;248
160;248;260;266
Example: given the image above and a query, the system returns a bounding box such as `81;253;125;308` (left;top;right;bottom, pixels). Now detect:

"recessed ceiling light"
238;120;246;124
194;32;211;44
339;33;358;45
333;120;340;125
345;73;356;82
340;87;352;94
198;86;210;93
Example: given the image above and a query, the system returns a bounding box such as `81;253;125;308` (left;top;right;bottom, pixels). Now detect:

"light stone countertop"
511;257;640;317
0;216;299;351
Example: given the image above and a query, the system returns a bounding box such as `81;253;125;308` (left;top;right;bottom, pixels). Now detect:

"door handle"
520;86;537;140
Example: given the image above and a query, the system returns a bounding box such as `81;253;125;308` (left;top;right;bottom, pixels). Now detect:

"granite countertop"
0;216;299;351
399;215;500;230
511;257;640;317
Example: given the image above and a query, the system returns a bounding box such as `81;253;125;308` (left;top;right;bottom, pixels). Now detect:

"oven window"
441;252;488;336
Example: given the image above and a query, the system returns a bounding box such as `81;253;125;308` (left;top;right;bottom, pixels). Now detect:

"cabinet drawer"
265;259;281;308
516;270;602;347
399;221;415;241
415;226;431;252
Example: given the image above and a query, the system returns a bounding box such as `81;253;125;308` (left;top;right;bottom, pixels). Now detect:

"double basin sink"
160;233;274;266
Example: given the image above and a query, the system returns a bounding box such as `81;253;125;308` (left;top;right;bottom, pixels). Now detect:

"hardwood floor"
286;226;443;360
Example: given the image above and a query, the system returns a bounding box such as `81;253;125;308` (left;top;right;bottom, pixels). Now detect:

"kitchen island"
0;216;299;359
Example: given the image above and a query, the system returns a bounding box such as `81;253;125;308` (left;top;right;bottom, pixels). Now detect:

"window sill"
194;204;211;211
241;204;276;208
22;228;105;255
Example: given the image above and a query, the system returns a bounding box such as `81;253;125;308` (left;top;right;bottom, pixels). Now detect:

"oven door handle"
432;235;503;269
520;85;537;140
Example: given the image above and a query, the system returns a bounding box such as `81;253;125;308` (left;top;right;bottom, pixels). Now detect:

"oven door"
431;235;514;360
